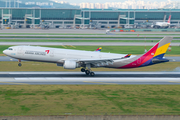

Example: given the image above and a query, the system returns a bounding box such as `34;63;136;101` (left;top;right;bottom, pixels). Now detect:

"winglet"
95;47;102;52
124;54;132;58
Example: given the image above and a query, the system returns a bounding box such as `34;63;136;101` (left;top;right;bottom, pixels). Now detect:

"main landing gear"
18;59;22;67
81;65;95;77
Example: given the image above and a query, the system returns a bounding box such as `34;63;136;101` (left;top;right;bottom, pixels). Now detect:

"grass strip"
0;33;105;35
0;33;180;36
0;39;164;42
0;85;180;116
0;39;180;43
0;36;173;38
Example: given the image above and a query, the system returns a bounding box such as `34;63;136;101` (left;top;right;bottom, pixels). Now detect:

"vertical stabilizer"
163;15;166;22
168;15;171;23
153;36;173;58
120;37;173;68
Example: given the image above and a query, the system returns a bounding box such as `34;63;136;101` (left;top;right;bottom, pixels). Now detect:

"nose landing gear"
18;59;22;67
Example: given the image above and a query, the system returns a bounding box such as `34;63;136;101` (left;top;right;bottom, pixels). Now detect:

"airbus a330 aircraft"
152;15;171;29
3;37;172;76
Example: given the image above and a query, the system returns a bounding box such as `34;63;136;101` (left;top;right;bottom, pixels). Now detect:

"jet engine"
63;60;79;69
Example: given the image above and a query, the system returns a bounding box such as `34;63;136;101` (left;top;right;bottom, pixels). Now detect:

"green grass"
0;39;180;43
0;33;105;35
0;36;173;38
0;45;179;55
0;61;179;72
0;39;165;42
0;33;180;36
0;85;180;116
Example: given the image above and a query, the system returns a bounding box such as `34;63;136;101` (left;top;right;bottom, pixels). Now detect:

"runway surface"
0;56;179;62
0;28;180;35
0;72;180;85
0;42;180;46
0;29;107;34
0;34;180;38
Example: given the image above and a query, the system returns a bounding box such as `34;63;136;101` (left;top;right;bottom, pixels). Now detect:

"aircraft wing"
58;54;132;66
78;54;131;66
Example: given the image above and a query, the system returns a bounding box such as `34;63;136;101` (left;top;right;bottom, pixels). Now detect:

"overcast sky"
63;0;176;3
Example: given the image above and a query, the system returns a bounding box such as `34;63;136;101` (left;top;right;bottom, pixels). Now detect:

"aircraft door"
50;50;54;57
99;54;102;59
17;47;23;54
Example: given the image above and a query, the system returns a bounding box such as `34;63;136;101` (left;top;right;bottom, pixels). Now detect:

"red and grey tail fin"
121;37;173;68
141;36;173;60
151;36;173;58
168;15;171;23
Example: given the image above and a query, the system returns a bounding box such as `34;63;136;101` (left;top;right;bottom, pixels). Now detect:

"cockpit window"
8;48;13;50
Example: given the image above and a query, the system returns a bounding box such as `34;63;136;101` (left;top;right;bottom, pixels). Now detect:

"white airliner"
3;36;172;76
152;15;171;28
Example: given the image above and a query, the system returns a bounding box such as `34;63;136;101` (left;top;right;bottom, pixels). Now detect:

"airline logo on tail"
168;15;171;23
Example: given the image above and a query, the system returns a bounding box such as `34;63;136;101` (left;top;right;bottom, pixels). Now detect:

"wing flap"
78;55;132;66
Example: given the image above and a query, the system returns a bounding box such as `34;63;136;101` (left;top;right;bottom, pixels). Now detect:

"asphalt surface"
0;42;179;46
0;56;18;61
0;29;180;35
0;72;179;85
0;29;106;34
0;35;180;37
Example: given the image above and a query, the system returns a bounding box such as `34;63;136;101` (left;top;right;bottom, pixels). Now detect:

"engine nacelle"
63;60;79;69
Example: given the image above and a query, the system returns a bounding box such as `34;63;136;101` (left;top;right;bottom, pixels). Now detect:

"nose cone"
3;50;7;55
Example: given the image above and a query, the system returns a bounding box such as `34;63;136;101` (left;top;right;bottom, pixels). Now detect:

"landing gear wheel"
18;63;22;67
90;72;95;76
81;68;85;72
85;70;90;75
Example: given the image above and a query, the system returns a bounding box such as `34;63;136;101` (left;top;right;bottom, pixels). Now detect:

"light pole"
14;0;16;8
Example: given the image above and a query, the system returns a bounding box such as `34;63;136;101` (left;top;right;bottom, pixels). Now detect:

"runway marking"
83;81;117;85
169;81;180;83
0;82;29;85
66;45;76;48
61;45;67;48
70;45;76;48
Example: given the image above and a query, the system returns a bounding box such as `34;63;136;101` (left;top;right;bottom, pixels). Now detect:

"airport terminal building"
0;8;180;28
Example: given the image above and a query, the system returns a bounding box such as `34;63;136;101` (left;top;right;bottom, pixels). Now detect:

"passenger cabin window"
8;48;13;50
